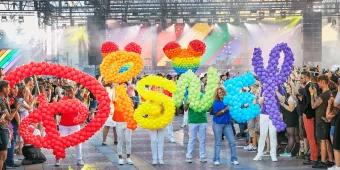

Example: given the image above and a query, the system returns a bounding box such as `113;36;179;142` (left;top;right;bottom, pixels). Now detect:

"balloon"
114;85;137;130
99;41;143;130
100;42;143;84
173;67;219;113
163;40;206;74
5;62;111;159
223;72;260;123
252;43;294;132
134;75;176;130
101;41;119;58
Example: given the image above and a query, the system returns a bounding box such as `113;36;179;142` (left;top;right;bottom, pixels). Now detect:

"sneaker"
214;161;220;166
304;160;317;165
170;138;175;143
231;160;239;165
326;161;335;167
6;164;20;168
159;160;164;165
102;142;107;146
200;158;207;163
243;144;251;150
271;157;278;162
55;160;61;167
126;158;133;165
312;162;328;169
327;166;340;170
328;166;335;170
185;158;193;163
279;152;292;157
152;160;157;165
114;141;118;145
118;158;124;165
248;146;257;152
77;159;84;166
253;155;262;161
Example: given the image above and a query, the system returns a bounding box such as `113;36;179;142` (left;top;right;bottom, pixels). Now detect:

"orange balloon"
100;42;143;130
113;85;137;130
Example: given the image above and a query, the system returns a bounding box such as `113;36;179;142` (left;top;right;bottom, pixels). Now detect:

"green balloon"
173;67;219;113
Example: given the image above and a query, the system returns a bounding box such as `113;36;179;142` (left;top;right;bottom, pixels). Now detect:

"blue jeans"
6;123;18;165
213;123;238;162
186;123;207;159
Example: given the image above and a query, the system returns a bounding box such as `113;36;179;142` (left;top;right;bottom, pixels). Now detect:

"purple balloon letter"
252;43;294;132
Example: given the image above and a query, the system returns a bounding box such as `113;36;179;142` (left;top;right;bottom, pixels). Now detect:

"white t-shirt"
106;87;115;114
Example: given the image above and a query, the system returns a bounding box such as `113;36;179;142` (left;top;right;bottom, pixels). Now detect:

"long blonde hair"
215;86;226;100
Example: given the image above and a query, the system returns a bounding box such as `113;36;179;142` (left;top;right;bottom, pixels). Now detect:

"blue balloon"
223;72;260;123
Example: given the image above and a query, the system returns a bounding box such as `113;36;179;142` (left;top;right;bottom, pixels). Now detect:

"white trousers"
167;122;174;140
116;122;132;156
149;128;166;161
182;110;188;126
59;125;82;160
257;114;277;158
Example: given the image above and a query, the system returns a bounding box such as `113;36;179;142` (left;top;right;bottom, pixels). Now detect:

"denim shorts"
0;128;9;151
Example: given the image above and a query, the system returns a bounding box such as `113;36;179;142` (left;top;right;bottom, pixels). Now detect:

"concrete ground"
11;116;313;170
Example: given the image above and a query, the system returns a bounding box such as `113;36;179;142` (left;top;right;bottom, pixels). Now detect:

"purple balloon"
252;43;294;132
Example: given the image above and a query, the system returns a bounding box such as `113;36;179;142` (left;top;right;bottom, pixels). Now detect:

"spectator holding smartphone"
0;81;16;169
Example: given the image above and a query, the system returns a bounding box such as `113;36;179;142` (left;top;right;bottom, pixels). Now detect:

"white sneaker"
200;158;207;163
170;138;175;143
159;160;164;164
271;157;278;162
118;158;124;165
55;160;61;167
126;158;133;165
231;160;239;165
328;166;335;170
152;160;157;165
214;161;220;166
328;166;340;170
243;144;251;150
77;159;84;166
253;155;262;161
185;158;193;163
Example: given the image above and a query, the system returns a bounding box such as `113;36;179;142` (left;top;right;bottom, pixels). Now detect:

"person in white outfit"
149;128;166;165
55;86;84;167
102;83;118;146
113;83;133;165
116;121;133;165
167;123;175;143
253;96;278;162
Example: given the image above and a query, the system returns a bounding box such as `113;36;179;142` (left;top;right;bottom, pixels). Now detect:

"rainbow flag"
0;49;20;73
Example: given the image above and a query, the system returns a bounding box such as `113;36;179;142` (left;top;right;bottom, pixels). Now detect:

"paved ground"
11;116;313;170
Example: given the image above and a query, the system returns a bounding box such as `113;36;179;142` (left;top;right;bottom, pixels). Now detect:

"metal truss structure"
0;0;339;26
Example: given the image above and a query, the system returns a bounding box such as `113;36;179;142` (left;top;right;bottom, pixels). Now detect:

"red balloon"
6;62;110;160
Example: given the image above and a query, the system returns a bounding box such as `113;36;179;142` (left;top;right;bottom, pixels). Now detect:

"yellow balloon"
134;75;176;130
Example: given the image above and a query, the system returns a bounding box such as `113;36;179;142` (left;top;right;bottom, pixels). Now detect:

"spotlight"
1;16;7;22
